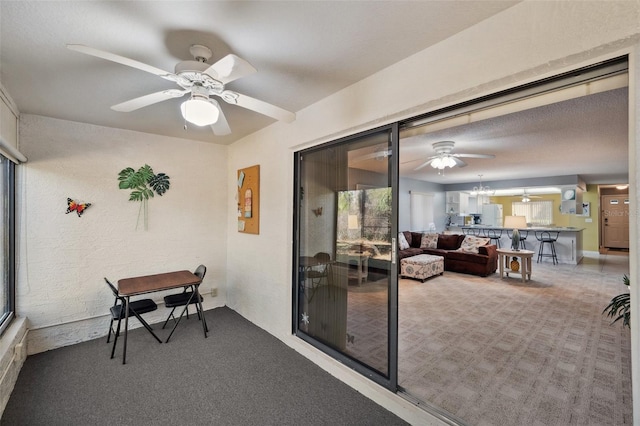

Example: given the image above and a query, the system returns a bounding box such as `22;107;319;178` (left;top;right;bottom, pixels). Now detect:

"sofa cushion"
401;231;413;247
447;250;489;264
398;232;410;250
399;247;423;259
437;234;463;250
422;248;448;257
458;235;490;253
420;233;438;249
410;232;423;248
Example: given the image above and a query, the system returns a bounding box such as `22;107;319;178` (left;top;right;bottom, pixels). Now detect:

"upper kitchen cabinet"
560;186;583;215
446;191;459;214
446;191;469;215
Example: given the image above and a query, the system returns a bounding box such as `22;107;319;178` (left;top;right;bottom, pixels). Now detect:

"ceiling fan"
351;145;392;163
66;44;296;135
512;189;542;203
412;141;495;171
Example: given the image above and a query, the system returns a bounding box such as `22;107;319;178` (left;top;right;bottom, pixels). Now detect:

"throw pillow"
420;233;438;249
398;232;410;250
437;234;461;250
459;235;490;253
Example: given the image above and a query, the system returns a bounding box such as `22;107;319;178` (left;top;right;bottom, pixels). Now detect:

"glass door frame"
292;122;399;391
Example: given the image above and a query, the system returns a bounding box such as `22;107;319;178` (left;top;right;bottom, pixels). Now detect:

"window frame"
0;158;16;335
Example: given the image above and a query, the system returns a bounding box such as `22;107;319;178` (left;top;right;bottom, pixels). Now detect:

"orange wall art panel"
237;164;260;234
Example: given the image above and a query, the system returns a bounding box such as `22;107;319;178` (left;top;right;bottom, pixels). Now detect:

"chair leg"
110;317;121;359
537;242;544;263
162;307;177;329
107;318;114;343
135;315;162;344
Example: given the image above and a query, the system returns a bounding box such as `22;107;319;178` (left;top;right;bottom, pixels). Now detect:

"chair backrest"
104;277;119;297
314;252;331;263
194;264;207;280
104;277;124;306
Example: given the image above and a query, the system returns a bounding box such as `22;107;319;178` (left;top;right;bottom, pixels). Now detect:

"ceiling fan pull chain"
183;102;188;130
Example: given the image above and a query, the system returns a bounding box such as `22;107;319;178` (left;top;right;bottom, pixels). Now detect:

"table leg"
520;256;526;283
165;290;195;343
123;296;129;365
499;254;505;278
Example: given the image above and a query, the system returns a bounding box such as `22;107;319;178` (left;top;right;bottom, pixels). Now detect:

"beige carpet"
344;253;631;425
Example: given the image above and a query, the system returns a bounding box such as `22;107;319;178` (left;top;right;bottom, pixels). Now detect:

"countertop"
459;225;585;232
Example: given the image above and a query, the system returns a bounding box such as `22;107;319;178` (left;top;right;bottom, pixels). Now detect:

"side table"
497;248;535;283
347;251;369;285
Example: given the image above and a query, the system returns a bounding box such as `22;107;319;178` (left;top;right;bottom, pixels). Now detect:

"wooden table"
118;270;205;364
346;251;369;285
497;248;535;283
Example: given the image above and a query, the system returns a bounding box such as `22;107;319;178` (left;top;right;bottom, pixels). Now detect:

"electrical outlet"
211;288;218;297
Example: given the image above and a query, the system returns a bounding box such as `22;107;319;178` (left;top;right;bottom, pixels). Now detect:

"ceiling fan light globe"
431;158;443;169
181;99;219;126
443;156;456;168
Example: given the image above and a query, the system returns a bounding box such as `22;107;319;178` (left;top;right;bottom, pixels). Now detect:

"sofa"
399;231;497;277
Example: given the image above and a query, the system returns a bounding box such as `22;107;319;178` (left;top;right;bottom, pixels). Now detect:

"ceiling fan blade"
414;159;435;171
209;100;231;136
111;89;188;112
204;54;257;85
220;90;295;123
452;157;467;167
66;44;176;80
453;153;496;159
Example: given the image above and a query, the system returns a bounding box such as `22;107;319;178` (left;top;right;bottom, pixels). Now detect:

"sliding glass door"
293;124;398;388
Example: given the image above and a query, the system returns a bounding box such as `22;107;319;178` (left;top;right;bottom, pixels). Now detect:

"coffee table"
497;248;535;283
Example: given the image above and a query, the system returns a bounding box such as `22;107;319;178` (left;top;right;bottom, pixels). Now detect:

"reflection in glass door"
294;125;397;387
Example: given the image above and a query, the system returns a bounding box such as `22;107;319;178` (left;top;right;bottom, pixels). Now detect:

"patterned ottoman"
400;254;444;282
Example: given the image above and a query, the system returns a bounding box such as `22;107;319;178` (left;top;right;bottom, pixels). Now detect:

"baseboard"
0;317;28;417
27;297;225;355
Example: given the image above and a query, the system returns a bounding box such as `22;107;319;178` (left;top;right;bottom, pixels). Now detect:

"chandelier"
470;174;494;195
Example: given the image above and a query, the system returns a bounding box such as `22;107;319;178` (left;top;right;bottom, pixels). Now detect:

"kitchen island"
459;226;584;265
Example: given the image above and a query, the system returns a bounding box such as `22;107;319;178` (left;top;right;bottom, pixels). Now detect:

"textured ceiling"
351;87;629;186
0;1;517;145
0;1;628;186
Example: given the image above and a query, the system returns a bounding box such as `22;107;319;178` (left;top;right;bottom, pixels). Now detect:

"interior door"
294;124;398;390
602;194;629;248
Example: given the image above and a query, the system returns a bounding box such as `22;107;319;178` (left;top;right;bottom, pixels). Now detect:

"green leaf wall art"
118;164;170;230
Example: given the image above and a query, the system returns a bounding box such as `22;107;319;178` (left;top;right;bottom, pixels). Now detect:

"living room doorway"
394;57;630;424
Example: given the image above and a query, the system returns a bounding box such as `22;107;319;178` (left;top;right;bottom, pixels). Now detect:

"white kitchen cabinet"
560;186;583;215
459;192;469;215
468;196;478;214
446;191;460;214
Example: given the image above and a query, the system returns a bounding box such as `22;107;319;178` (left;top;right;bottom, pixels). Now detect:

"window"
0;156;15;335
409;191;434;231
512;201;553;225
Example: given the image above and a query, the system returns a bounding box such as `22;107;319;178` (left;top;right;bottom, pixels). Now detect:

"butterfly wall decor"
66;198;91;217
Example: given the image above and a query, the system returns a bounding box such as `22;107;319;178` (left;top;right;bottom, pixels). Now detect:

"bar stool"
507;229;528;249
484;228;503;247
535;231;559;264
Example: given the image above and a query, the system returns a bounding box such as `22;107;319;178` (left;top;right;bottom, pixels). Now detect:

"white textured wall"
17;115;227;353
224;1;640;423
227;0;640;336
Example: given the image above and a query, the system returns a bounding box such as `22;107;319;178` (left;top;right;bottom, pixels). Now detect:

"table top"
497;248;535;256
118;270;201;296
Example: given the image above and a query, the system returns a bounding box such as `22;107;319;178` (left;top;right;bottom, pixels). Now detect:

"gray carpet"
1;307;407;426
